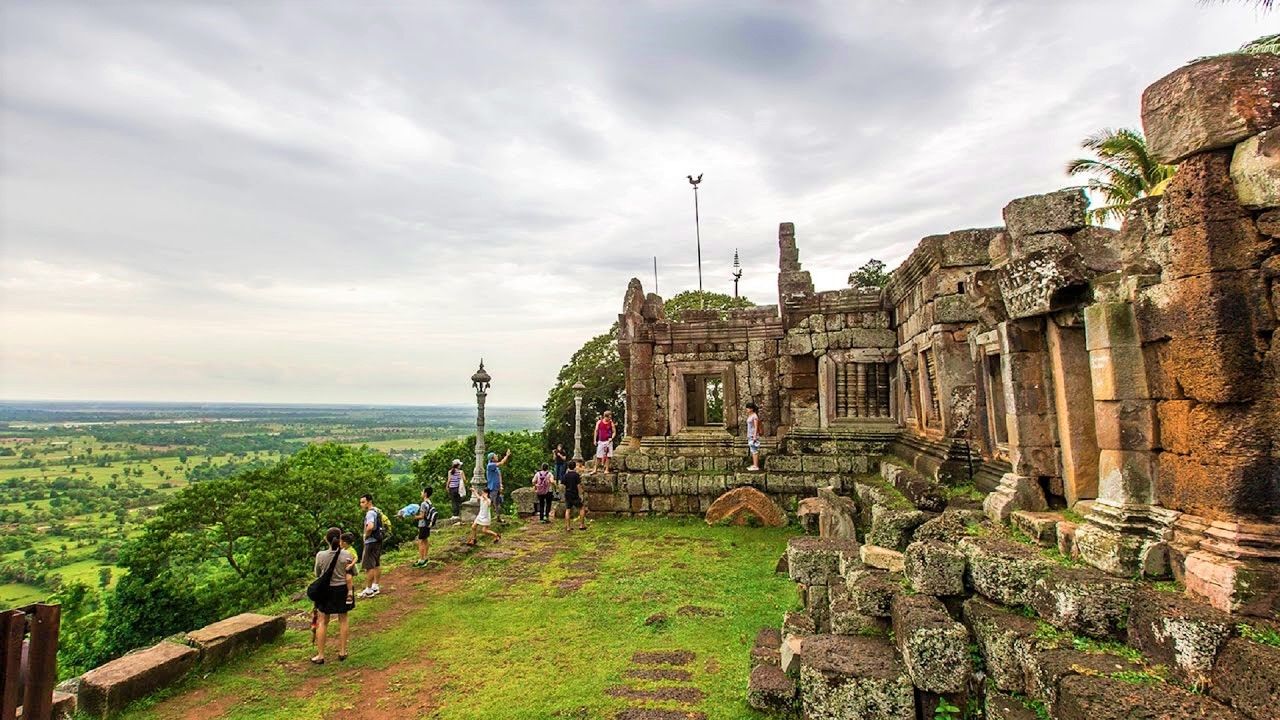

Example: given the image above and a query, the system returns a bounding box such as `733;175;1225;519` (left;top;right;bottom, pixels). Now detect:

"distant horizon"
0;398;542;410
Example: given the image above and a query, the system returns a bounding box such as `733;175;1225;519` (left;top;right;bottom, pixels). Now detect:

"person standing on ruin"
592;410;615;474
746;402;762;471
486;449;511;524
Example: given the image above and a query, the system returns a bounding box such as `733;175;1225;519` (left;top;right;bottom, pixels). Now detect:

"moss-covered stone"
904;540;967;596
1030;566;1137;639
962;597;1040;693
787;536;858;585
960;535;1055;605
798;635;915;720
891;594;972;694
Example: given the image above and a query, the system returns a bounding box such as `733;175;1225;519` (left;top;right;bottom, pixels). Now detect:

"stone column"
1045;315;1098;506
1075;295;1176;577
573;385;585;462
982;319;1050;522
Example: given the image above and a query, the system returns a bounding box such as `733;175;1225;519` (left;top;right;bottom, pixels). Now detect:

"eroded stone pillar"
1045;315;1097;505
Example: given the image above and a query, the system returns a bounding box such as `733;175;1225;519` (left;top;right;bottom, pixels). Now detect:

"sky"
0;1;1272;407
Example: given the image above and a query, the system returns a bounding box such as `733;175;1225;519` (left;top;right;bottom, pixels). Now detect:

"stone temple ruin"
597;53;1279;718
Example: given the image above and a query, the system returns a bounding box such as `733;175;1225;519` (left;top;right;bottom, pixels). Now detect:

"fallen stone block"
963;598;1039;694
1142;53;1280;165
904;540;967;596
705;485;787;527
1232;128;1280;209
78;641;199;718
860;544;905;573
747;663;797;713
806;583;831;633
816;486;859;540
781;610;815;675
845;568;900;617
1003;188;1088;237
880;462;947;512
798;635;915;720
787;536;859;585
867;505;932;550
1024;647;1145;710
751;627;782;669
984;473;1048;522
1030;566;1137;639
914;509;985;544
985;689;1039;720
184;613;286;667
960;535;1054;606
511;486;536;515
1210;637;1280;720
1057;520;1079;558
828;581;888;637
1125;587;1234;688
891;594;971;694
1057;674;1247;720
1011;511;1061;547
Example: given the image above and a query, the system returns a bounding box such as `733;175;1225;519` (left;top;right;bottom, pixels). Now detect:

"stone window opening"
835;362;892;419
684;374;725;427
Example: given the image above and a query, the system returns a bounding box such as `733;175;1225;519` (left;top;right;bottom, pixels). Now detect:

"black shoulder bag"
307;549;342;603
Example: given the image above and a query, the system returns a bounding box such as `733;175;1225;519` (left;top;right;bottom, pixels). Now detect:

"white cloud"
0;0;1271;405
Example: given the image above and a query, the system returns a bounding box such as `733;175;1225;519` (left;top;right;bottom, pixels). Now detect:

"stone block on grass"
860;544;906;573
867;506;932;551
1125;587;1234;688
78;642;199;718
798;635;915;720
1030;567;1136;640
1057;674;1246;720
904;540;967;596
891;594;972;694
963;597;1040;694
787;536;859;585
1024;647;1145;710
845;568;900;617
828;581;888;637
960;535;1055;606
1011;511;1061;547
184;613;286;667
751;627;782;669
748;663;797;713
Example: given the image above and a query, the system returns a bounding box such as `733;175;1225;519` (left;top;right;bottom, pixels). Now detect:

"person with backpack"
446;458;466;520
310;527;354;664
357;493;386;598
412;487;437;567
532;463;554;523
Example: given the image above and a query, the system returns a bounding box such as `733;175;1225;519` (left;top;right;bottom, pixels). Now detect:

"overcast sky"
0;2;1271;407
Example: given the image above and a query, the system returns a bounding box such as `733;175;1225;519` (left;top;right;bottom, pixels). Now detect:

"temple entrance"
684;375;725;427
667;361;738;436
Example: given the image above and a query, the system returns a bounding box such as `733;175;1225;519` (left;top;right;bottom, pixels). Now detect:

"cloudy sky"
0;1;1271;407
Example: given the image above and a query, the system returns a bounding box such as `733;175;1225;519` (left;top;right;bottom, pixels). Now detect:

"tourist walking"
467;488;502;545
446;458;466;520
553;444;568;482
357;494;384;598
413;487;436;568
486;449;511;524
533;463;554;522
311;527;354;664
562;460;587;531
592;410;616;474
745;402;762;471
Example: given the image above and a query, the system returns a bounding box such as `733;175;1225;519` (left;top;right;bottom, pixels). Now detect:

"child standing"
533;463;554;523
339;532;359;605
467;489;502;546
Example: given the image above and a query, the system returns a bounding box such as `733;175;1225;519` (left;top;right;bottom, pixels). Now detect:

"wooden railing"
0;604;60;720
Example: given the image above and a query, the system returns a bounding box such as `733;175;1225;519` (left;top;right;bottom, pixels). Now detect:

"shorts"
361;541;382;570
748;438;760;453
565;494;583;510
417;526;431;540
596;440;612;458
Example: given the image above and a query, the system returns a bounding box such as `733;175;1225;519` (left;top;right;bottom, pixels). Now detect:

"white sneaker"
357;588;376;599
371;583;380;593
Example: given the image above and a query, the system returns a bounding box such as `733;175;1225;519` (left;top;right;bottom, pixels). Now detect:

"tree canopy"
1065;127;1176;225
848;259;889;289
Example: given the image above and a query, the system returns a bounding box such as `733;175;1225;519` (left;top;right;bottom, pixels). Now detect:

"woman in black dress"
311;527;355;664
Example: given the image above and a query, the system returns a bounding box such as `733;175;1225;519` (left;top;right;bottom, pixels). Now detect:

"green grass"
343;437;447;452
1239;623;1280;649
117;517;796;720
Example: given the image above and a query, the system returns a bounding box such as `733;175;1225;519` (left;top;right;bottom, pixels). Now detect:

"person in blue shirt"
486;449;512;524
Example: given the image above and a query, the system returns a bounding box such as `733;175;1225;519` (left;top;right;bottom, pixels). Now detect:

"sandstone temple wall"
610;52;1280;617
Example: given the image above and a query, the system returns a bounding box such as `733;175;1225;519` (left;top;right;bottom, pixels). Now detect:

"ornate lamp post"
469;361;491;504
572;381;586;462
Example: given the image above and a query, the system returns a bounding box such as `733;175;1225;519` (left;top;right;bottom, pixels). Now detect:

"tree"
1066;127;1176;225
848;259;889;289
1239;33;1279;55
662;290;754;322
410;430;545;503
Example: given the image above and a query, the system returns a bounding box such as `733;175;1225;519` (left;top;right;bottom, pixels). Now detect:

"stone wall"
614;51;1280;616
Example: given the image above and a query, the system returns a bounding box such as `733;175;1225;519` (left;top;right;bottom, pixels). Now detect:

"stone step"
797;634;915;719
1011;510;1064;547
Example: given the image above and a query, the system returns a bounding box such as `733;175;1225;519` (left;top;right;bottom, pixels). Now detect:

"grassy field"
343;437;447;452
119;517;797;720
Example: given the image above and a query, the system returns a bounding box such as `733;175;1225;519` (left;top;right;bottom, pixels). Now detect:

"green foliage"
1239;33;1280;54
541;330;624;459
1238;622;1280;648
50;581;107;677
933;700;961;720
1065;127;1177;225
410;430;546;503
661;290;754;322
93;443;405;664
848;259;889;289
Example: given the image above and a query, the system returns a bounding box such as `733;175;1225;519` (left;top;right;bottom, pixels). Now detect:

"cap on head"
487;452;496;461
451;459;462;467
